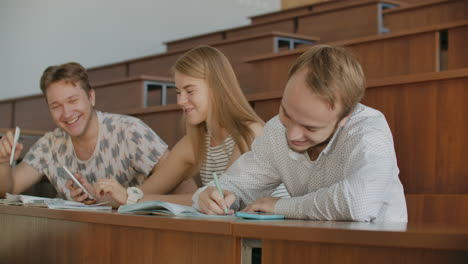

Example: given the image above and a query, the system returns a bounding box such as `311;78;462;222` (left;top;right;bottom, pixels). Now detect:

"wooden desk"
0;205;239;264
2;205;468;263
233;220;468;263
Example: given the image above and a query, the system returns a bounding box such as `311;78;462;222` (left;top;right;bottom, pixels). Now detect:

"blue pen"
212;172;229;214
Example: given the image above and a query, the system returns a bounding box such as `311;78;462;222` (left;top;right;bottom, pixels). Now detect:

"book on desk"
118;200;209;216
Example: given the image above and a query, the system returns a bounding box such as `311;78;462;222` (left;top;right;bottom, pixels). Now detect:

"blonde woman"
94;46;277;206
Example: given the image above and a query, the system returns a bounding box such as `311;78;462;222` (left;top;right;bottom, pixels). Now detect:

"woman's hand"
95;179;128;205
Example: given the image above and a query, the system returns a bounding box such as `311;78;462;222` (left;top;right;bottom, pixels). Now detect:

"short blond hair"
288;45;365;117
40;62;91;96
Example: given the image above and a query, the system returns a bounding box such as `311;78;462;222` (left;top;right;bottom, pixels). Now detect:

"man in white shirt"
193;45;407;222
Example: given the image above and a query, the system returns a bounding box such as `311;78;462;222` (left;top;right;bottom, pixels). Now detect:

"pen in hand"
212;172;229;215
10;127;21;167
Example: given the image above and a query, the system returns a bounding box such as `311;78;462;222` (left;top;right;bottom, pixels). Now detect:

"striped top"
200;133;290;198
199;133;236;186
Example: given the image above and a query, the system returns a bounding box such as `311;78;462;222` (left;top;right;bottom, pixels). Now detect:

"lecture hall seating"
1;2;468;262
87;31;317;92
384;0;468;32
164;0;404;51
244;20;468;93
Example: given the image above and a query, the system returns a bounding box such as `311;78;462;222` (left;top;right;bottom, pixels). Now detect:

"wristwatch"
126;187;144;205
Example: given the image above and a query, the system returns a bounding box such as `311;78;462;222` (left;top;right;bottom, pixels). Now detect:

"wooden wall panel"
448;25;468;70
166;33;224;52
94;81;144;112
0;212;237;264
347;32;438;79
14;96;56;132
87;64;128;85
129;53;181;78
298;5;379;42
253;98;281;122
247;55;295;94
406;194;468;225
215;37;274;93
247;31;441;94
262;240;468;264
0;101;13;128
226;20;295;39
129;33;312;96
362;77;468;194
384;0;468;33
281;0;328;10
255;3;315;24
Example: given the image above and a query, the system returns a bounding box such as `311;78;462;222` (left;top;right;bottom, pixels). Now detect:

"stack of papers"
1;193;112;211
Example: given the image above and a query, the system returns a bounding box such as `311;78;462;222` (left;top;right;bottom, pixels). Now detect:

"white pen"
9;127;21;167
212;172;229;214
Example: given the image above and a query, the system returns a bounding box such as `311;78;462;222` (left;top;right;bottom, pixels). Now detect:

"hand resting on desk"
241;197;280;213
95;179;127;205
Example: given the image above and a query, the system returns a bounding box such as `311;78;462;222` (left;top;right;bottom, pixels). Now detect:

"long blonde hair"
172;46;263;167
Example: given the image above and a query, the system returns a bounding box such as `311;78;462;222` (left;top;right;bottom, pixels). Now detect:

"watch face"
128;187;144;197
131;188;141;195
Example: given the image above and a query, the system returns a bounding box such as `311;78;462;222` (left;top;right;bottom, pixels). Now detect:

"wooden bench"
384;0;468;32
296;0;404;41
244;20;468;94
249;0;407;25
406;194;468;224
164;21;296;52
10;94;55;132
0;100;13;128
88;32;318;92
165;0;403;52
93;75;175;112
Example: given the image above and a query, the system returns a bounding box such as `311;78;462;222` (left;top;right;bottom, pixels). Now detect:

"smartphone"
61;166;95;200
235;211;285;220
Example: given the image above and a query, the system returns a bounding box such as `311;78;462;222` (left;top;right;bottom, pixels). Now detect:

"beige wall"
0;0;280;101
282;0;330;9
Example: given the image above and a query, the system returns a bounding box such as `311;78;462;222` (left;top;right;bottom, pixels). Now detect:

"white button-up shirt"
193;104;407;222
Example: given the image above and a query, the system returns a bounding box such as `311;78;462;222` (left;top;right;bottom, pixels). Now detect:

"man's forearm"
0;164;13;196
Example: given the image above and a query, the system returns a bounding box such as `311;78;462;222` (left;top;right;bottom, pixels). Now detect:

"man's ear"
89;89;96;107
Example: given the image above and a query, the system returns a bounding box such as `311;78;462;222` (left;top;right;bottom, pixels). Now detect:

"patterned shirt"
193;104;407;222
24;111;168;200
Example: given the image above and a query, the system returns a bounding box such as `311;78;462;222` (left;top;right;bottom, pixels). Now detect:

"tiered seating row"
0;75;175;132
384;0;468;32
248;0;406;25
244;21;468;93
88;31;318;92
165;0;403;51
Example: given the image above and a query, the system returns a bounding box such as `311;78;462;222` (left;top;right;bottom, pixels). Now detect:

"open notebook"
1;193;111;211
118;200;227;217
